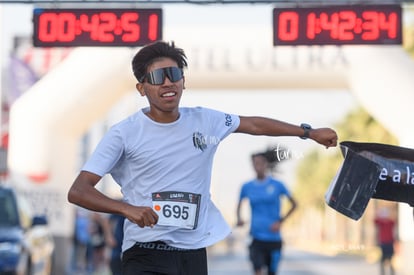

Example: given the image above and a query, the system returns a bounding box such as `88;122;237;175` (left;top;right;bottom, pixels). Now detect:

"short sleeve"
82;126;124;177
201;107;240;141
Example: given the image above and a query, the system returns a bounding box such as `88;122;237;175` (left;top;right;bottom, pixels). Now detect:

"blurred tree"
404;6;414;57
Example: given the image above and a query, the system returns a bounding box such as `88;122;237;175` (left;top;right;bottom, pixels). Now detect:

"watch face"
300;123;311;139
301;123;311;130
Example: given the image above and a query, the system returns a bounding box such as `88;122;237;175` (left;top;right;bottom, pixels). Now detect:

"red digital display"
273;5;402;46
33;8;162;47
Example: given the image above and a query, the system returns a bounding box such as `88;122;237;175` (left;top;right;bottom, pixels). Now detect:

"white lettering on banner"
379;166;414;184
187;46;348;72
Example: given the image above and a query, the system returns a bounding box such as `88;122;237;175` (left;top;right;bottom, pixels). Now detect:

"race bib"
152;191;201;229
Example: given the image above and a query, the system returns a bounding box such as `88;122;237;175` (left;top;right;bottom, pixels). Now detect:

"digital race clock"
273;5;402;46
33;8;162;47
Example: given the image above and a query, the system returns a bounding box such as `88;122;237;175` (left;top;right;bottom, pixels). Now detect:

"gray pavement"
208;246;381;275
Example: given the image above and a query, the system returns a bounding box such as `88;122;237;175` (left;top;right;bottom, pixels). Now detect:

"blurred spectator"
68;207;91;275
89;212;113;274
108;213;125;275
374;206;397;275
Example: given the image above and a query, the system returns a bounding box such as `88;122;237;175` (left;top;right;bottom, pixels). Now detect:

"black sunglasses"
140;67;183;85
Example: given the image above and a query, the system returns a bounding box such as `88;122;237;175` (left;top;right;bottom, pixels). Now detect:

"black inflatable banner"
325;141;414;220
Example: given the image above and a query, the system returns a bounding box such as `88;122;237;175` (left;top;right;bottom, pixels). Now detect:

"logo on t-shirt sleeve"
225;114;233;127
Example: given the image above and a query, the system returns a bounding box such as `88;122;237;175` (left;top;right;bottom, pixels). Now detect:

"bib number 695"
163;204;189;220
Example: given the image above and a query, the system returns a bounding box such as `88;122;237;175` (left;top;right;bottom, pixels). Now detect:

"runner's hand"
124;205;159;228
309;128;338;148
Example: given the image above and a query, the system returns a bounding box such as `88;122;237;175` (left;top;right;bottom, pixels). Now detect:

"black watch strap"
300;123;312;139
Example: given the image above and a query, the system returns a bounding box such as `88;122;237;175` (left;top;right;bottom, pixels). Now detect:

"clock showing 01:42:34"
273;5;402;46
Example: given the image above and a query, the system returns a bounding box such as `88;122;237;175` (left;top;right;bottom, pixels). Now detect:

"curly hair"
131;41;188;82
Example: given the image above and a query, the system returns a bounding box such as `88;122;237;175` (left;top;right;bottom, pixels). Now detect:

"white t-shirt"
82;106;240;251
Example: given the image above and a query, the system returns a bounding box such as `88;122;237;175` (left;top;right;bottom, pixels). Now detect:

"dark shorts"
249;239;283;274
380;243;394;261
122;241;207;275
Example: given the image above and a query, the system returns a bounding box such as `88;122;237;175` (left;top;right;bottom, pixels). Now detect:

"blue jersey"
239;176;291;241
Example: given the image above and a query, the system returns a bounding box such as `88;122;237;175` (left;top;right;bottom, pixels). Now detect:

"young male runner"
68;41;338;275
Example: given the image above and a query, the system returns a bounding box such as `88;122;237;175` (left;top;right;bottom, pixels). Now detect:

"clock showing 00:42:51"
32;8;163;47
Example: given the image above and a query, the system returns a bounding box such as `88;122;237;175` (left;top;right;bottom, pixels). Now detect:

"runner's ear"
136;83;145;96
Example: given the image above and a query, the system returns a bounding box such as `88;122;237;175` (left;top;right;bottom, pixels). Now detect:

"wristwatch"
300;123;312;139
